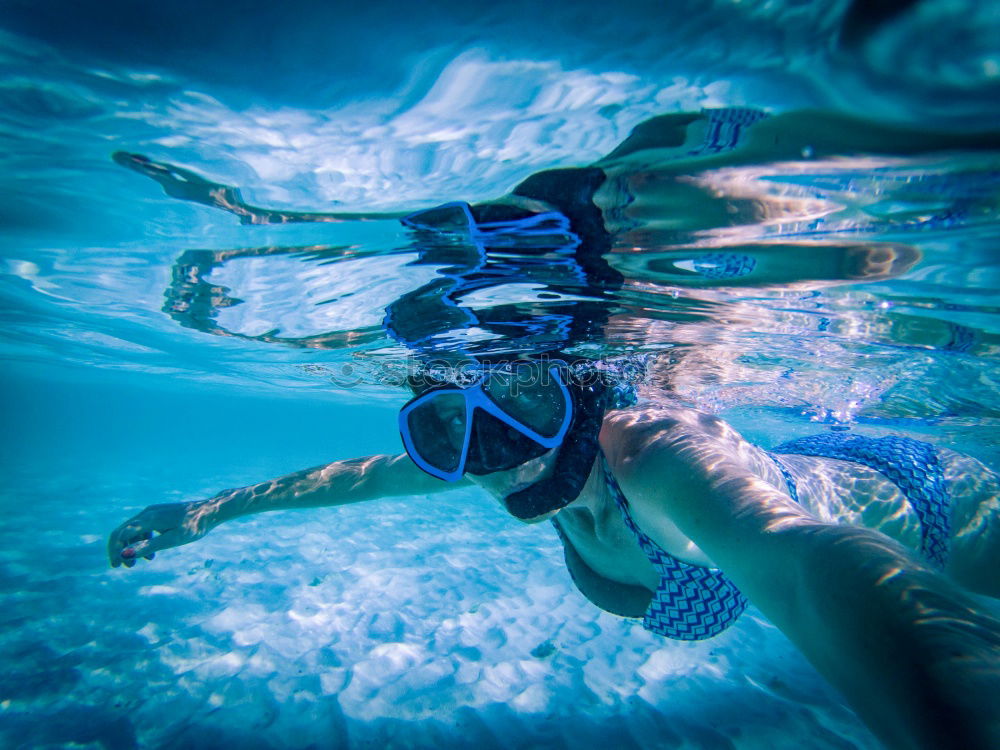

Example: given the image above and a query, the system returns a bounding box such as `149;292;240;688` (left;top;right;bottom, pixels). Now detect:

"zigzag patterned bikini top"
603;432;952;641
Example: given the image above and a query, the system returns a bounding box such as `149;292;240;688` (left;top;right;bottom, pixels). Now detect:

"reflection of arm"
209;453;470;525
112;151;404;225
604;409;1000;750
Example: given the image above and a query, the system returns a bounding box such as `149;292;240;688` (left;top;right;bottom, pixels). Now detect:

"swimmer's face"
403;361;576;521
467;447;562;524
406;361;570;480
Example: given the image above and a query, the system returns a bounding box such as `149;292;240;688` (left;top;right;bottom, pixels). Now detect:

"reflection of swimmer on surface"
110;110;1000;749
116;107;1000;293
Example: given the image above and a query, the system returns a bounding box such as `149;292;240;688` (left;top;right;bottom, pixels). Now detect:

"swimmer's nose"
121;547;136;559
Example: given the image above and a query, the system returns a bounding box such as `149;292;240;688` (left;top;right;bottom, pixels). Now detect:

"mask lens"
483;365;568;437
465;410;551;475
405;392;468;474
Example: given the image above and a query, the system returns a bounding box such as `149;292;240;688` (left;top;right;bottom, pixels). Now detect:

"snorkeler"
108;356;1000;748
109;109;1000;749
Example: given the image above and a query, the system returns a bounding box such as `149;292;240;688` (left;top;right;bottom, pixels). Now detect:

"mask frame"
399;362;573;482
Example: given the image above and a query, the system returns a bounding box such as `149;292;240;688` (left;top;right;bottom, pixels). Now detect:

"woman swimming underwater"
108;108;1000;749
109;358;999;748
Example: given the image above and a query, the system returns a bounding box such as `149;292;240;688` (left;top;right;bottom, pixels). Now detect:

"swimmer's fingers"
108;502;208;569
117;530;186;567
111;151;209;186
108;518;159;569
108;518;144;568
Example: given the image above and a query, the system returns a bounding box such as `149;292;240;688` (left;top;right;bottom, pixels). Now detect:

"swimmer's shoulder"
597;112;704;163
600;404;755;478
600;405;791;512
594;108;773;172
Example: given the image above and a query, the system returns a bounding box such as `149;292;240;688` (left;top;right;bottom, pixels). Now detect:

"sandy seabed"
0;458;878;750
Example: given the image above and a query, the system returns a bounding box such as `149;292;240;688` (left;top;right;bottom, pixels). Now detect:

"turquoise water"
3;2;1000;748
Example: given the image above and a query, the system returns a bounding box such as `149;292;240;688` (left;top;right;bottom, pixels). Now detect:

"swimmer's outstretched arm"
112;152;406;225
604;408;1000;750
107;454;467;568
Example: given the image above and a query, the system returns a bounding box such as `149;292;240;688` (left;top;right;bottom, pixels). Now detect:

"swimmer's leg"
112;151;404;225
942;449;1000;598
598;108;1000;171
606;240;920;288
748;110;1000;160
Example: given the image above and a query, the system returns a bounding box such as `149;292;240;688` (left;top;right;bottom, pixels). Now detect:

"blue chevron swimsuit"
603;432;952;641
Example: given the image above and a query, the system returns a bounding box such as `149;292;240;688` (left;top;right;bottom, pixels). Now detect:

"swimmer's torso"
555;406;996;597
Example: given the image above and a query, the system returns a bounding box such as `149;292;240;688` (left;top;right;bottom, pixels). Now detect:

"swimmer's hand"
108;501;216;568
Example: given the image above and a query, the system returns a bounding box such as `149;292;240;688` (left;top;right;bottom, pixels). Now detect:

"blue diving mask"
399;362;574;483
